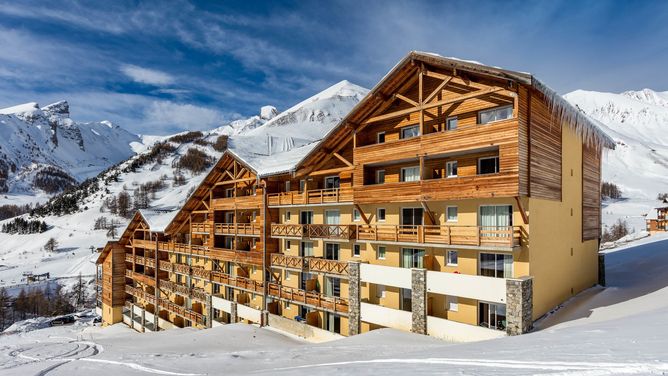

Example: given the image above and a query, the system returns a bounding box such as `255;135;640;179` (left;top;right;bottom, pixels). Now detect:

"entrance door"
479;205;512;239
300;211;313;225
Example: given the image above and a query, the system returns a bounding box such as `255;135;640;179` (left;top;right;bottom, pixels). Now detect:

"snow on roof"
138;208;178;232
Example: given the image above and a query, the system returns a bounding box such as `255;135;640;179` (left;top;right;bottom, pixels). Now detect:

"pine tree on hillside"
44;237;59;252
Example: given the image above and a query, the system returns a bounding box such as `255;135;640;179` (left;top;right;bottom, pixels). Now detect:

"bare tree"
117;191;131;218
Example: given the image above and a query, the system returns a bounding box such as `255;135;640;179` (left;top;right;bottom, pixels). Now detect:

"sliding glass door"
479;302;507;331
479;205;512;238
480;253;513;278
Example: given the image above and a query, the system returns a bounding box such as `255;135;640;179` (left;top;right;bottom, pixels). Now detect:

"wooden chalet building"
97;51;613;341
646;207;668;233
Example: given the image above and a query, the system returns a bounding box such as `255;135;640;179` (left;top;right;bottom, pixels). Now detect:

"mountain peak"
260;105;278;120
621;89;668;108
42;101;70;117
0;102;40;115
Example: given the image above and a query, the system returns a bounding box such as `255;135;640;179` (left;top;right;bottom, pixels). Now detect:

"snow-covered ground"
1;234;667;375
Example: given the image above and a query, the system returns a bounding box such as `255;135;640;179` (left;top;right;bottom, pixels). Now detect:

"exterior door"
479;205;512;238
401;208;424;226
479;302;507;330
300;211;313;225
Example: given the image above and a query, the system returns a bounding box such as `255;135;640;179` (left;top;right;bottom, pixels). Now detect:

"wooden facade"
100;52;612;338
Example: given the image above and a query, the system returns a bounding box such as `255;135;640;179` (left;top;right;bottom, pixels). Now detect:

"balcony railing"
270;254;306;270
267;187;353;207
270;254;349;276
160;280;207;302
210;271;264;293
267;282;348;314
270;224;356;240
157;241;262;266
191;222;210;234
356;224;521;247
214;223;262;236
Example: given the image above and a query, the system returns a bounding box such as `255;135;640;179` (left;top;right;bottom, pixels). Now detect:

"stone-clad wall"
506;276;533;335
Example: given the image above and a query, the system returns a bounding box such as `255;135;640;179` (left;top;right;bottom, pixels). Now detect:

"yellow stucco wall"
102;303;123;326
527;125;599;319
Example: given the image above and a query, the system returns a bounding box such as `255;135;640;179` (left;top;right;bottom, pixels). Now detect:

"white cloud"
143;101;227;132
121;64;174;86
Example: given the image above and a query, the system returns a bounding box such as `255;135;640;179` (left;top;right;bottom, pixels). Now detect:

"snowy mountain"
0;101;139;200
564;88;668;231
0;80;368;290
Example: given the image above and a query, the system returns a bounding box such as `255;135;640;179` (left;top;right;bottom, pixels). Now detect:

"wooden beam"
394;93;418;107
424;76;453;104
224;170;235;180
363;86;505;125
201;199;209;210
214;177;257;186
309;166;354;177
332;152;354;168
420;201;436;225
354;204;370;225
235;167;247;179
515;196;529;224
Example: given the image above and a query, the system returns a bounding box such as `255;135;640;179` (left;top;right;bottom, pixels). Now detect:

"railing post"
446;226;451;245
477;227;482;246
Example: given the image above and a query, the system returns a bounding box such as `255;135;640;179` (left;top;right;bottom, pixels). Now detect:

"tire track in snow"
261;357;668;375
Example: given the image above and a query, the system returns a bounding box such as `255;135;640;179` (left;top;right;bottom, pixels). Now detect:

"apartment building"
647;207;668;233
97;52;613;341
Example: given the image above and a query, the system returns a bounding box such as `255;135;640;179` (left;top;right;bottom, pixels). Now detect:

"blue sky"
0;0;666;135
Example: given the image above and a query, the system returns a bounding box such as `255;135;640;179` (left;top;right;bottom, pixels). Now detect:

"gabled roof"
294;51;615;175
95;241;118;264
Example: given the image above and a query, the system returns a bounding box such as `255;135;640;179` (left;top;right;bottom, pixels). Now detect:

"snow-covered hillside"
2;235;668;375
564;89;668;232
0;101;139;202
0;81;367;291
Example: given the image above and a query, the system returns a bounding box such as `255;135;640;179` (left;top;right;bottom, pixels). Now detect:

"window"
479;302;506;330
300;211;313;225
225;212;234;223
400;166;420;182
224;237;234;249
325;243;340;260
402;207;423;226
480;253;513;278
479;205;512;231
285;211;291;222
300;241;314;257
446;116;458;130
446;161;458;178
325;312;341;333
401;248;424;268
377;246;386;260
225;188;235;198
376;284;386;298
353;209;361;222
447;250;458;266
478;156;499;175
299;179;306;193
447;296;459;312
325;210;340;225
213;283;221;294
377;208;386;222
284;240;291;251
325;277;341;297
324;176;340;189
285;181;291;192
285;300;290;308
400;288;412;311
478;105;513;124
353;244;361;257
400;125;420;139
284;270;291;281
377;132;386;144
300;272;313;290
446;206;458;222
376;170;385;184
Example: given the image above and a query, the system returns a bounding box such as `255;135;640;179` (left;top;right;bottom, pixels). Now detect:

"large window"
480;253;513;278
325;277;341;297
300;211;313;225
401;248;424;268
400;166;420;182
400;125;420;139
478;105;513;124
479;205;512;231
478;156;500;175
479;302;506;331
446;161;458;178
325;312;341;334
325;243;340;260
325;210;340;225
402;207;423;226
300;241;314;257
376;170;386;184
324;176;340;189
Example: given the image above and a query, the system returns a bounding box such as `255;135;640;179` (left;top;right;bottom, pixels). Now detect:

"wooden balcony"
270;254;306;270
125;285;156;305
267;283;348;315
158;298;205;326
267;187;353;207
159;280;207;302
157;241;262;266
126;270;156;287
210;271;264;293
270;224;356;240
191;222;210;234
214;223;262;236
212;194;262;210
356;225;521;248
131;238;155;249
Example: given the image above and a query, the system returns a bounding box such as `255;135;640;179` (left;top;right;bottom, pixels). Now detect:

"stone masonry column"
598;253;606;287
141;307;146;331
411;268;427;335
230;302;238;323
206;295;213;328
347;261;361;336
506;276;533;335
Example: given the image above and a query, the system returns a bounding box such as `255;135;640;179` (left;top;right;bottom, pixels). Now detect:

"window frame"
377;208;386;222
353;243;361;257
446;250;458;266
446;116;458;130
377;246;386;260
446;206;458;222
447;296;459;312
478;156;500;175
353;208;361;222
400;166;420;182
377;131;386;144
446;160;458;178
400;124;420;139
376;169;386;184
478;105;513;125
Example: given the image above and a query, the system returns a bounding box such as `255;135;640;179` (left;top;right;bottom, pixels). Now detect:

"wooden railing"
267;187;353;206
132;239;155;249
270;254;306;270
212;194;262;210
158;298;205;326
157;241;262;266
160;280;207;302
191;222;210;233
267;283;348;314
214;223;262;236
210;271;264;293
270;224;356;240
308;258;349;275
355;225;521;247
